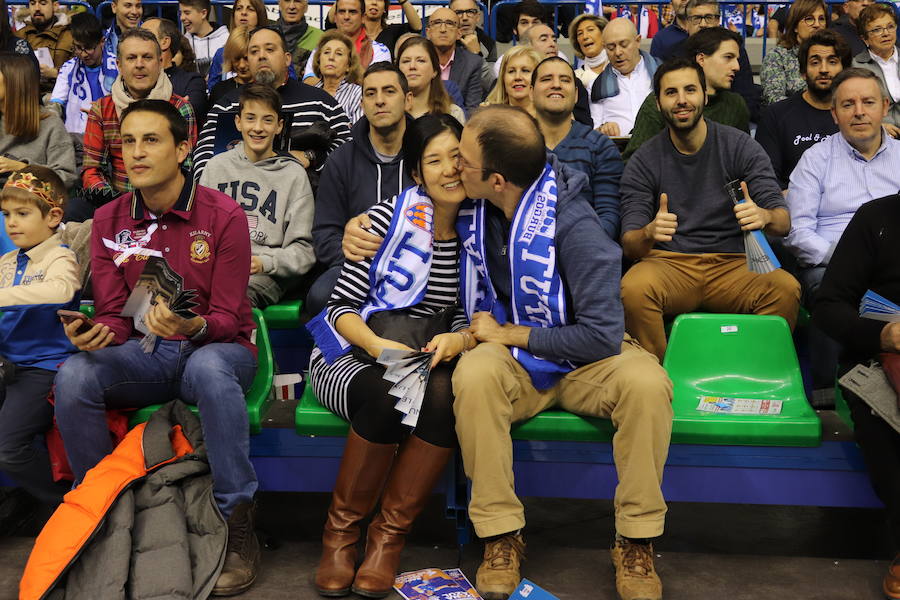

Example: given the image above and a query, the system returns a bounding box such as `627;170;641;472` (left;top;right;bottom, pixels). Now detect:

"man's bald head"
603;17;641;75
426;7;461;51
467;105;546;188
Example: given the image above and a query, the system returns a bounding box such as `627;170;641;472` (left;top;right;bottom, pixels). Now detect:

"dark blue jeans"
54;339;258;518
0;367;70;506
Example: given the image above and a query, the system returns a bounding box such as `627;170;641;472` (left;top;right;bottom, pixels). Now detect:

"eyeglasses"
457;153;494;174
429;19;459;29
867;23;898;36
687;12;720;25
454;8;478;17
800;14;828;27
73;42;101;53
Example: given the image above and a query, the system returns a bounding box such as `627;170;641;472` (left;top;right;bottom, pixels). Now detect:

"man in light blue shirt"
785;67;900;396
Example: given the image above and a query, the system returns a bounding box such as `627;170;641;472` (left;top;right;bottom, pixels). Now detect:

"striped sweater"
192;79;351;179
0;234;80;370
326;197;467;333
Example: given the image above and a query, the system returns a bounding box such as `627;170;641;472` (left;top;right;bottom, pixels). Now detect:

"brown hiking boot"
212;502;261;596
884;554;900;599
475;532;525;600
610;537;662;600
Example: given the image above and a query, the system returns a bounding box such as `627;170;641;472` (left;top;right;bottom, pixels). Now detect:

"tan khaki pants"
451;338;673;540
621;250;801;361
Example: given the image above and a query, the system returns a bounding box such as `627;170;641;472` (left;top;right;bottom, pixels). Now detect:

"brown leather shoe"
351;436;453;598
610;537;662;600
475;532;526;600
315;429;397;597
884;554;900;599
212;502;261;596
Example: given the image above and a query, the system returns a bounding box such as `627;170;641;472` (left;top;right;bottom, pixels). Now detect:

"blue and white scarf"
307;185;435;363
457;164;574;390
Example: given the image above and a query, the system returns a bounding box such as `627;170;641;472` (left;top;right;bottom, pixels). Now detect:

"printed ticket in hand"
377;348;434;428
120;256;199;353
696;396;783;415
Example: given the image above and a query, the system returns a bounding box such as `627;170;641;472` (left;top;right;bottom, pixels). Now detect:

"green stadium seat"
662;313;820;447
296;378;349;436
261;299;303;329
295;314;821;448
127;308;275;433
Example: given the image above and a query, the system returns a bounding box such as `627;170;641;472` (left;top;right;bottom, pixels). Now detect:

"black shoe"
212;502;261;596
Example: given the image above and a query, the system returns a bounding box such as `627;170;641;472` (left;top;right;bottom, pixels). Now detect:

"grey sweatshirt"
0;113;76;189
199;143;315;279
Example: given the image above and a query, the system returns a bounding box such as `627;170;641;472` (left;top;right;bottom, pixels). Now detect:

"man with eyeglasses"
661;0;762;121
50;12;111;137
450;0;497;63
426;6;484;115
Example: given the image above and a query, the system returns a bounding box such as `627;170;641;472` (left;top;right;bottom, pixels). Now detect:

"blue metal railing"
6;0;883;60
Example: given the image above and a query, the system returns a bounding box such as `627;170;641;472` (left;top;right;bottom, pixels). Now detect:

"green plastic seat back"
663;313;820;446
261;299;303;329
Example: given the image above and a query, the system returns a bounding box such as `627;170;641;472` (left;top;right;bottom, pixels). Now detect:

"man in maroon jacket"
55;99;261;596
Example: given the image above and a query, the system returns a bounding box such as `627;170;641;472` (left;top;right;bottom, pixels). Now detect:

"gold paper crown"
2;171;61;209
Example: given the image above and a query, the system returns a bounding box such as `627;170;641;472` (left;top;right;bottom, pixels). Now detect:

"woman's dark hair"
0;52;43;139
0;0;13;49
230;0;268;29
402;113;463;181
684;27;742;59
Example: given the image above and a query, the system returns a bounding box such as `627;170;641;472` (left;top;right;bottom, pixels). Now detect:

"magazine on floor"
120;256;199;352
394;567;482;600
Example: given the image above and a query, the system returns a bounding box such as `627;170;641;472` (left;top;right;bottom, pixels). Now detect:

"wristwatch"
303;149;316;166
190;318;209;342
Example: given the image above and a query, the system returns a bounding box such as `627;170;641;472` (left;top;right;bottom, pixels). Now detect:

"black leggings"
346;362;456;448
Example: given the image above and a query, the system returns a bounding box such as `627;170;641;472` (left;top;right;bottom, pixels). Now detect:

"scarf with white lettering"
307;185;435;363
457;164;574;390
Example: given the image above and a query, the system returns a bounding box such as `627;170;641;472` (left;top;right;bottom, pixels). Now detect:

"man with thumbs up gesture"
619;58;800;361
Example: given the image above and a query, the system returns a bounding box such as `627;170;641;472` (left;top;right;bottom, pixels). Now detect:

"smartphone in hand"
57;309;96;336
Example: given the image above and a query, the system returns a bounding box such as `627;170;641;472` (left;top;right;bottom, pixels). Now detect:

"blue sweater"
549;120;623;240
484;156;625;365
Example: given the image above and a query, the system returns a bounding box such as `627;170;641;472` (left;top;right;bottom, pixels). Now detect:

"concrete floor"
0;492;892;600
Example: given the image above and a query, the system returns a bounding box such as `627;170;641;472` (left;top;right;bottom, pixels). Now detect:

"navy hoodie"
313;116;415;268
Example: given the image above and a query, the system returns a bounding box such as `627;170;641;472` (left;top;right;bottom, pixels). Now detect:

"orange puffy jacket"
20;401;227;600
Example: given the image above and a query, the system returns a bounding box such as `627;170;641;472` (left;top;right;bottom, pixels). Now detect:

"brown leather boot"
351;436;453;598
212;502;261;596
476;532;526;600
610;537;662;600
315;429;397;597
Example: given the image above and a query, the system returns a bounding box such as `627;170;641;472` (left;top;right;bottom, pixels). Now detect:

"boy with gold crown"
0;166;80;512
